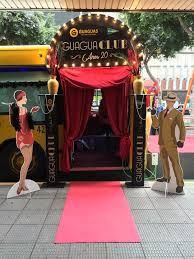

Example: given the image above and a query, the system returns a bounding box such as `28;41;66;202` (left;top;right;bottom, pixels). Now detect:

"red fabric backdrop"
59;67;132;172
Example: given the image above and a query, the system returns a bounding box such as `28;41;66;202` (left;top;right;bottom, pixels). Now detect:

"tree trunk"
178;17;194;38
144;61;157;82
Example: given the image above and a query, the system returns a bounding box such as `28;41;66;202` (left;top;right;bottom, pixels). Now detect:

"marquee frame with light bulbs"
44;13;147;186
46;13;143;74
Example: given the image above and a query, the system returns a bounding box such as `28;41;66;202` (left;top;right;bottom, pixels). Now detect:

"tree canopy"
120;12;193;81
0;11;57;45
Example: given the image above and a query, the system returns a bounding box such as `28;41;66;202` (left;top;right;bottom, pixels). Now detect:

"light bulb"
128;28;132;35
63;23;67;29
57;30;61;36
136;43;142;48
51;38;56;43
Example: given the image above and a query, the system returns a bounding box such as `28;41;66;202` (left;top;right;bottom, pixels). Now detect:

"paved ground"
0;181;194;258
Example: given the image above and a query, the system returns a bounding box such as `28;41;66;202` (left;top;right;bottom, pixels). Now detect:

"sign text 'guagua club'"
54;14;135;68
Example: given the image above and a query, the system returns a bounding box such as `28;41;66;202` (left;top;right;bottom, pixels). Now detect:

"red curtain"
102;81;131;160
62;83;94;172
59;67;132;88
59;67;132;172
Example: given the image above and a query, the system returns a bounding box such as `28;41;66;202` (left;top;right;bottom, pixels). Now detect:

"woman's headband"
14;91;26;101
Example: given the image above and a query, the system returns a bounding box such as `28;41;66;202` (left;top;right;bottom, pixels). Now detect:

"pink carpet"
148;135;194;153
54;181;140;243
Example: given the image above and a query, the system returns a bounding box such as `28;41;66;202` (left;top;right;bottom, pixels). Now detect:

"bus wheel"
0;141;46;181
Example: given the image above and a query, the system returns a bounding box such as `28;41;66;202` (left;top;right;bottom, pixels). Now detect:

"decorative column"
45;95;58;185
130;94;146;186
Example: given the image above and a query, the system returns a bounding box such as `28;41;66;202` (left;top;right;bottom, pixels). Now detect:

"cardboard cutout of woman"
9;90;40;195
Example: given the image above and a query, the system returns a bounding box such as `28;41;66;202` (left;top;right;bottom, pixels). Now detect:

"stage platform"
147;135;194;179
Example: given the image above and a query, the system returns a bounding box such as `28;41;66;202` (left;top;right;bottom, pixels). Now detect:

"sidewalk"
0;181;194;258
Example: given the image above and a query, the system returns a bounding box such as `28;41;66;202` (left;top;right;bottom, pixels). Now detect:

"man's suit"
152;108;186;187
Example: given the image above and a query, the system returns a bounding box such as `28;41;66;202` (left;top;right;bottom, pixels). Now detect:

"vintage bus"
0;45;50;182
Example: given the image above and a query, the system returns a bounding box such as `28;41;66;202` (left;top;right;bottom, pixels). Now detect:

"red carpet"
54;181;140;243
148;135;194;153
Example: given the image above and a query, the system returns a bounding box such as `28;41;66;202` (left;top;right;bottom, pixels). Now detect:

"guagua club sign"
62;39;128;63
56;16;133;67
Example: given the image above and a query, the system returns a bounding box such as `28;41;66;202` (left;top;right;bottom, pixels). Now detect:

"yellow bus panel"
0;45;50;66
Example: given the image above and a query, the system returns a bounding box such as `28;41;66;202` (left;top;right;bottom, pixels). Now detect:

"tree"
0;11;57;45
120;13;193;82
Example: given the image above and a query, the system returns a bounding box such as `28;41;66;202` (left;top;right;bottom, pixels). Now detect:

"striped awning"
0;0;193;11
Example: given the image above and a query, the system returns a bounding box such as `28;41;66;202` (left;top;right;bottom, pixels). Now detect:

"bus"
0;45;50;182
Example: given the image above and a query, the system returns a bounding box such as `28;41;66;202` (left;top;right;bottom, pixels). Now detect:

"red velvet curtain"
59;67;132;172
62;83;94;172
102;81;131;160
59;67;132;88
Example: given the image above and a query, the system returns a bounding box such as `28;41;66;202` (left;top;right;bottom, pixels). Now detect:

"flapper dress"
16;113;34;149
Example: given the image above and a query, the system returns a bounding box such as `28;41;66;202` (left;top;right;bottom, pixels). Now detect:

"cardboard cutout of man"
151;92;186;193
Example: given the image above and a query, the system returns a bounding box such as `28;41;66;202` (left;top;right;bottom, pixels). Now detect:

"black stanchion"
38;94;65;188
125;94;147;187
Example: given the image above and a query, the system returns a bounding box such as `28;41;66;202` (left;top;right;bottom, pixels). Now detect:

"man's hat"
163;92;178;102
